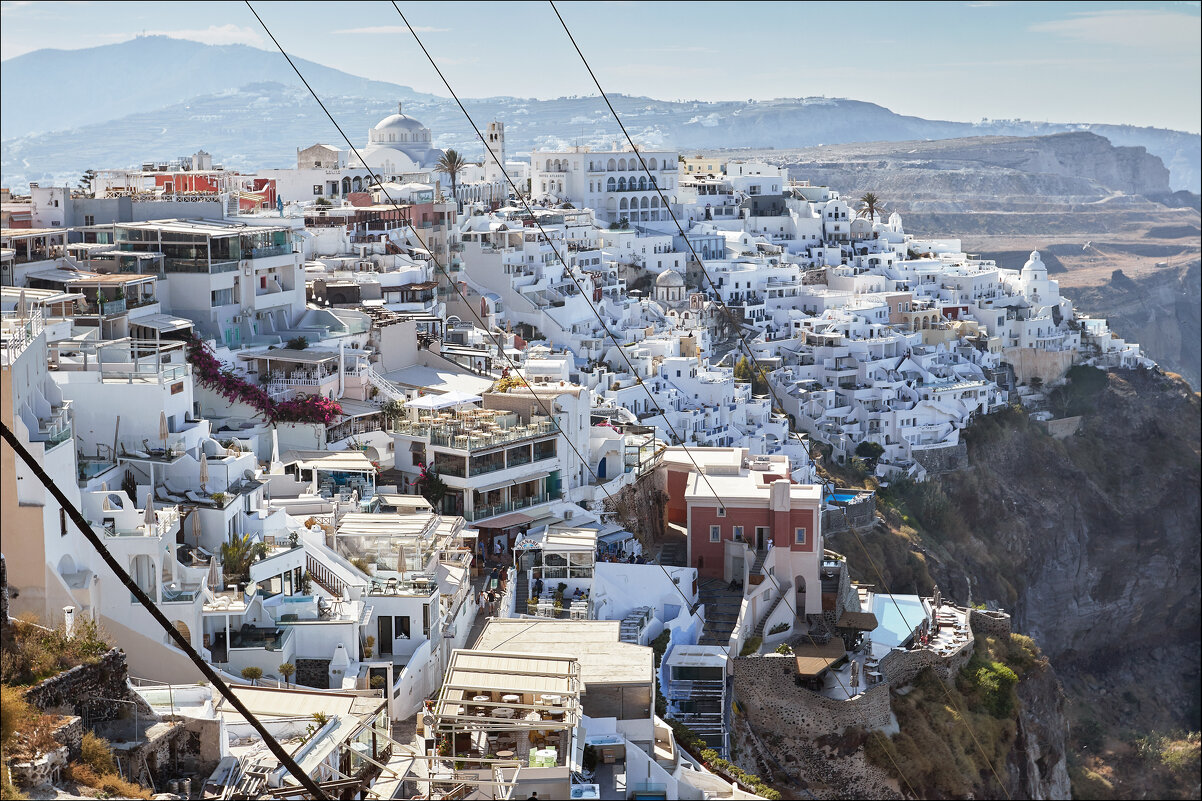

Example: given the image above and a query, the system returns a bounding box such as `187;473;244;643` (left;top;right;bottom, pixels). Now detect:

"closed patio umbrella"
159;410;169;449
191;512;202;547
198;452;210;490
144;492;156;534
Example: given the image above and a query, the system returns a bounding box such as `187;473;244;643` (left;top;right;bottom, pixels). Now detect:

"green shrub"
768;622;789;636
739;636;762;656
774;643;793;655
240;666;263;685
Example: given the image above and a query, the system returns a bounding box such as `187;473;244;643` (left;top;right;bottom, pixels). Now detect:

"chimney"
64;606;76;639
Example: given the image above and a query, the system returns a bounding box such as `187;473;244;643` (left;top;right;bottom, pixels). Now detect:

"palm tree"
436;149;467;207
220;531;268;584
859;192;883;222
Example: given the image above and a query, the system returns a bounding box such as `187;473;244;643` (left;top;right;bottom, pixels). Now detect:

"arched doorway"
172;620;192;648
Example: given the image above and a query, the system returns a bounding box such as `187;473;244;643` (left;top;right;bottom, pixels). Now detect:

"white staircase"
361;365;406;404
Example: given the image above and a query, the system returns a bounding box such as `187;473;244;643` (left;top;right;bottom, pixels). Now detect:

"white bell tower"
483;120;506;185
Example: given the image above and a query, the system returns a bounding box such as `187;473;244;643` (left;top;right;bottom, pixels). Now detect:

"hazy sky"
2;0;1200;132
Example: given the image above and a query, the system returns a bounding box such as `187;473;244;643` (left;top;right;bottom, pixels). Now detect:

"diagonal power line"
390;0;735;513
243;2;699;615
0;421;329;800
548;0;823;468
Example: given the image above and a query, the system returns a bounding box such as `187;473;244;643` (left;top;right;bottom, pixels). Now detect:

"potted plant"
363;635;375;659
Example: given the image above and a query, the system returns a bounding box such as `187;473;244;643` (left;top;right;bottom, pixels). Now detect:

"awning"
128;313;195;333
476;512;532;529
406;390;483;410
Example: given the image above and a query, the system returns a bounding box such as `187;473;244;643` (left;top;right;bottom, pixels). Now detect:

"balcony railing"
164;257;239;274
396;418;560;453
465;491;559;522
249;244;291;259
98;298;126;316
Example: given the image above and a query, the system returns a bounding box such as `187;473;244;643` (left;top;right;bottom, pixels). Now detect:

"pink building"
682;452;824;615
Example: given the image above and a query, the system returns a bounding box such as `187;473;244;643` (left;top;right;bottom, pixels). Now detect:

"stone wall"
878;642;975;687
52;716;85;762
732;656;892;739
969;608;1013;639
25;648;154;722
8;746;69;790
1;553;10;630
295;657;331;689
911;441;969;475
1036;416;1082;440
822;495;877;535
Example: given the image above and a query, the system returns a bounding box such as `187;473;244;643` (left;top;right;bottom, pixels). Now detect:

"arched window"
648;157;658;170
638;177;648;190
353;176;362;192
651;196;660;208
620;198;629;210
640;196;650;209
342;177;351;195
607;177;616;191
618;158;627;171
617;178;626;191
607;158;616;171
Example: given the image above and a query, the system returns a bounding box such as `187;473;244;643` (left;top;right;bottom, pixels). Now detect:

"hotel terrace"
391;398;562;524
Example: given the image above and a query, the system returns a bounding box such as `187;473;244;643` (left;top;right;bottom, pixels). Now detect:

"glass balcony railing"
249;244;291;259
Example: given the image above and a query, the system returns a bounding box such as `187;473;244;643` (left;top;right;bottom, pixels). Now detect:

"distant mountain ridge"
2;36;1199;191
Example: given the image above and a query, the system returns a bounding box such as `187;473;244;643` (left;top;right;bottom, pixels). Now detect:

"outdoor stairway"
750;548;767;577
514;569;529;613
697;577;744;647
619;607;653;644
752;590;788;639
360;365;406;404
658;522;688;567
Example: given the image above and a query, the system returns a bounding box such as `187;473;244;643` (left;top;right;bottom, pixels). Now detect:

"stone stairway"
697;577;744;647
657;523;688;567
752;590;788;639
750;548;767;577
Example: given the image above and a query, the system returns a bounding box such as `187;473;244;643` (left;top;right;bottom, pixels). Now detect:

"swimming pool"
826;492;859;504
869;594;928;657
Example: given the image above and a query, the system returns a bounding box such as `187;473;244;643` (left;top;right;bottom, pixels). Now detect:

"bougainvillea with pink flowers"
186;337;343;425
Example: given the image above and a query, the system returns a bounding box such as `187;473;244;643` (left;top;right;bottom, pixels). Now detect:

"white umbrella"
144;492;156;532
198;452;210;489
159;411;169;450
101;494;112;512
17;290;27;323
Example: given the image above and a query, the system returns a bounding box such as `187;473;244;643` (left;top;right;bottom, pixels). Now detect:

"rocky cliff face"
778;132;1172;204
924;370;1200;794
1010;663;1072;800
933;370;1200;669
1062;260;1202;390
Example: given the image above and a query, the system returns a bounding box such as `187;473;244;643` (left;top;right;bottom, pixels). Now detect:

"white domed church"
359;103;445;177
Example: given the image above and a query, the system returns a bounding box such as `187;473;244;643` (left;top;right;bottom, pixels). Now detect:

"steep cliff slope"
842;368;1201;797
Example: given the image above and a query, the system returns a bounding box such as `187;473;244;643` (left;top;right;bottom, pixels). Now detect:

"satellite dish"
422;713;435;728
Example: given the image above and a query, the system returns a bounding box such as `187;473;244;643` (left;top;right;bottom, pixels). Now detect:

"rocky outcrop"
1009;664;1072;800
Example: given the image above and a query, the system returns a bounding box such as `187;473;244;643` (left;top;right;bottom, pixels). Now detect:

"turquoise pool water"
870;594;927;653
826;492;859;504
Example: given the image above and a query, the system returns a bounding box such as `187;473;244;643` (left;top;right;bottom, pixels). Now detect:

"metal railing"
1;308;45;365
